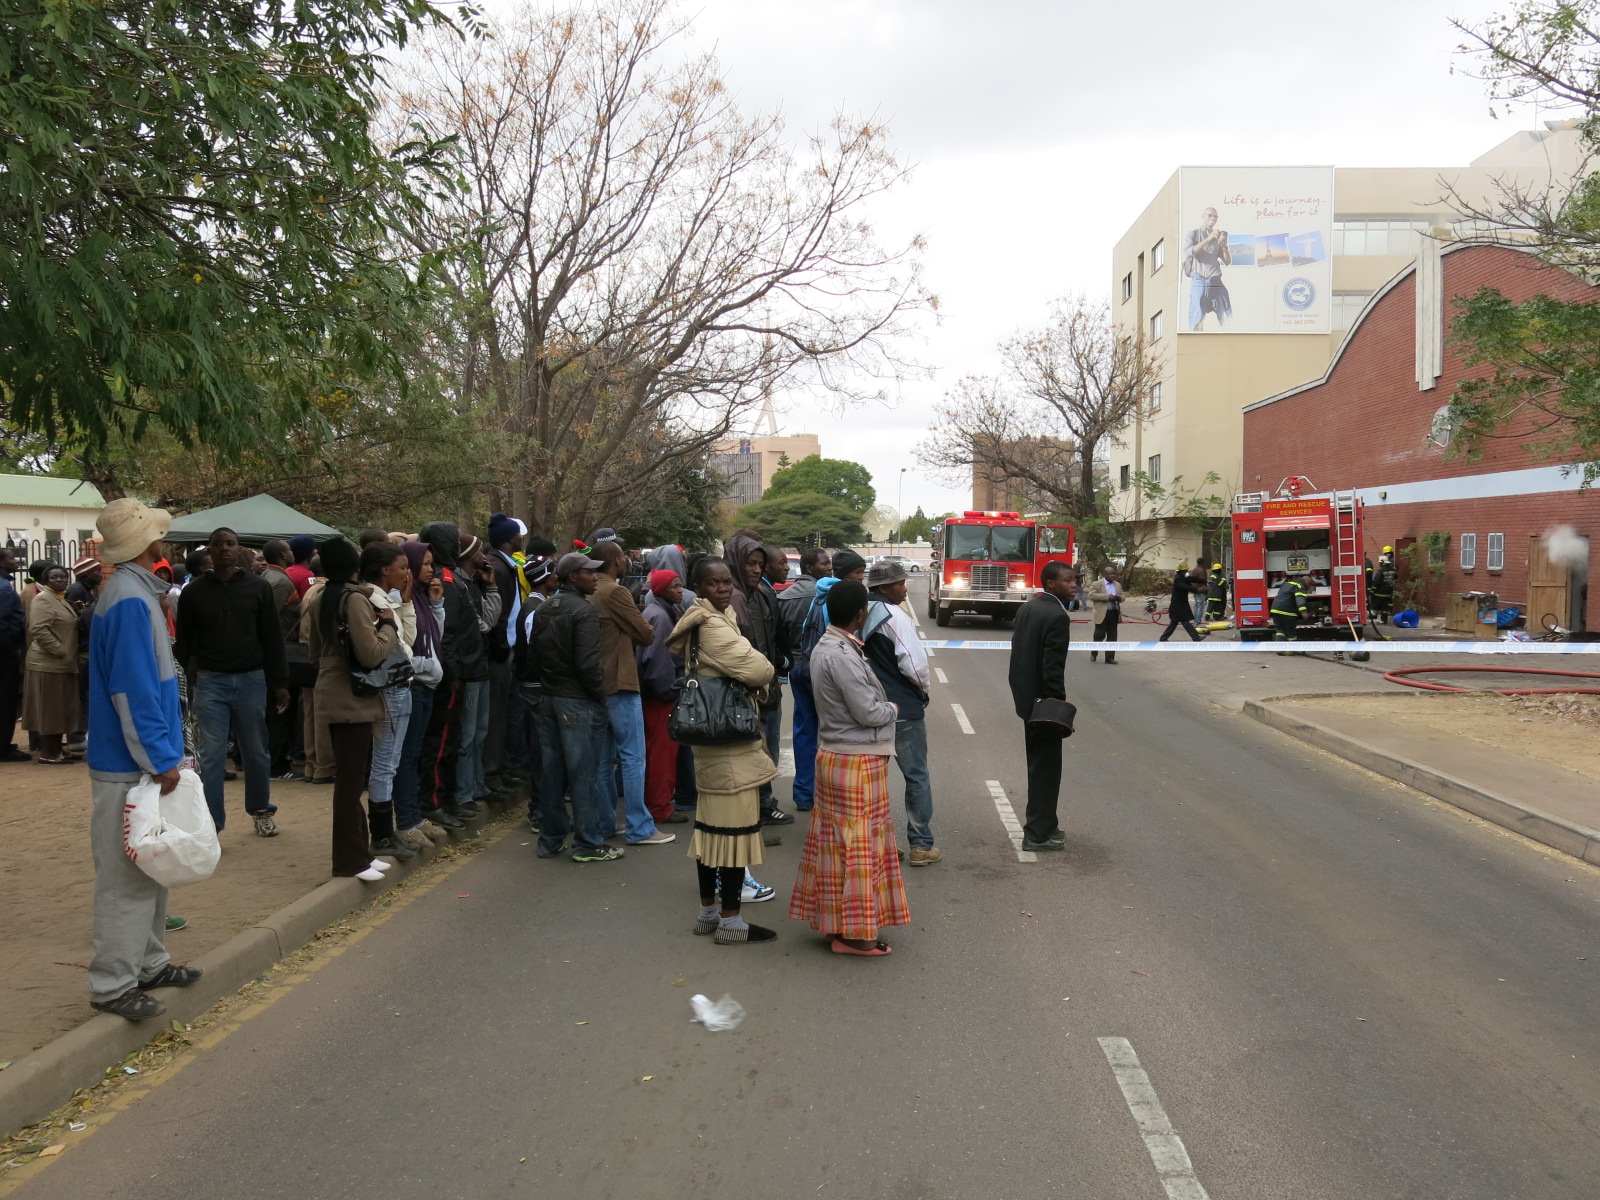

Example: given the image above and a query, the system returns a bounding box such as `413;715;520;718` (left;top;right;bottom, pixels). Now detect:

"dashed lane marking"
986;780;1036;863
1098;1037;1213;1200
950;703;975;735
934;667;948;685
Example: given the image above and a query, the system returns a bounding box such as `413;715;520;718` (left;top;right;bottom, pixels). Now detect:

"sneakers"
92;988;165;1021
1020;832;1066;852
536;842;571;858
760;806;795;826
165;914;188;932
741;875;776;903
417;818;450;842
627;831;677;846
252;811;279;838
396;827;431;851
908;846;942;867
572;844;625;863
527;814;542;836
141;963;203;989
273;770;308;782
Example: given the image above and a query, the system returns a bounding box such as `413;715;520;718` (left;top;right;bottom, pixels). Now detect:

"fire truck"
1231;478;1370;646
928;511;1074;626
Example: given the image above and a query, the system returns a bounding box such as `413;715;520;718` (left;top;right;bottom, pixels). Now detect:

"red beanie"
648;569;680;596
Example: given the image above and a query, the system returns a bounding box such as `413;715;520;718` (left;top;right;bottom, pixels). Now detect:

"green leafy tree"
899;505;932;543
734;491;865;548
615;462;729;551
0;0;464;482
1077;471;1227;578
763;455;876;513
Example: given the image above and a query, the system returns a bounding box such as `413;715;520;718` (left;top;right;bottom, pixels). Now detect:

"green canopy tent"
164;494;341;547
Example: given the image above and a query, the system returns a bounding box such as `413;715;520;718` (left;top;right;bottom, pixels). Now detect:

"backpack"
787;594;830;687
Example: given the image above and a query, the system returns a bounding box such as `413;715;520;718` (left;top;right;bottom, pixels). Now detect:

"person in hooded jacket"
484;512;526;790
415;522;490;826
452;534;502;814
722;529;792;834
638;569;689;827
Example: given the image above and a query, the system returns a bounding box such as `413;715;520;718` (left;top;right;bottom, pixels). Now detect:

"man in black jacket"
1007;561;1075;851
531;552;620;863
415;522;491;826
484;513;525;790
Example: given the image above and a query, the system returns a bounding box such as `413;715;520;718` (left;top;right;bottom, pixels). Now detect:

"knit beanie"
487;512;521;547
648;569;680;596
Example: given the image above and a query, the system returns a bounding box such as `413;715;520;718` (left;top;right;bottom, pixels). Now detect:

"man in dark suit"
1008;561;1075;850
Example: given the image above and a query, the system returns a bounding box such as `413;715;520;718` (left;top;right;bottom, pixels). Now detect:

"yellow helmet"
1211;562;1222;570
1381;545;1392;553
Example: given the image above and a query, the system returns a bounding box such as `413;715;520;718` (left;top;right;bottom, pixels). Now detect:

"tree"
392;0;925;541
763;454;877;513
899;505;933;544
0;0;464;470
614;462;729;550
1080;471;1229;581
732;492;864;548
1443;6;1600;478
918;296;1163;564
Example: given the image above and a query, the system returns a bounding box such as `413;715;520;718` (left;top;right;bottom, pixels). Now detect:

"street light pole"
896;467;907;554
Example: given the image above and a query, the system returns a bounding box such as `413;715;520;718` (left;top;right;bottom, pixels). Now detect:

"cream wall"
1;505;104;554
1108;127;1585;569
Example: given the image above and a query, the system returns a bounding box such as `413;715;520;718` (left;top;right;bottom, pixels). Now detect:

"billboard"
1176;166;1334;334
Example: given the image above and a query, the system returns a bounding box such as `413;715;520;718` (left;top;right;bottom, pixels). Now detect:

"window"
1459;532;1477;570
1151;240;1165;272
1331;218;1433;257
1150;381;1163;412
43;529;61;555
1119;465;1131;491
1147;454;1161;483
1121;272;1133;302
1487;532;1505;571
1149;310;1164;341
1332;292;1373;332
77;529;95;547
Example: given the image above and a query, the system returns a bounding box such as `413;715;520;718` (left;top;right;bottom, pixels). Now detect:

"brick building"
1243;243;1596;631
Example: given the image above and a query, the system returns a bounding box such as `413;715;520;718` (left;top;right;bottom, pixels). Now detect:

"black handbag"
284;641;319;690
668;629;763;745
340;591;414;698
1027;697;1077;738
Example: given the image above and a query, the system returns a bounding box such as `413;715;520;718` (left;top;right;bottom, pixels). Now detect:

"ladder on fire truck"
1332;489;1360;616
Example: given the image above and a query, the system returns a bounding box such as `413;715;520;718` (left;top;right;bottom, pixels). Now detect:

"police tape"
919;639;1600;654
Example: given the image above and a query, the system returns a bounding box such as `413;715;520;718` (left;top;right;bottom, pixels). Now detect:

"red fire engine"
928;511;1074;626
1231;477;1369;642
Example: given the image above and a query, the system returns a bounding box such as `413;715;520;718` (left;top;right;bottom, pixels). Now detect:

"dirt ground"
0;763;345;1063
1283;689;1600;783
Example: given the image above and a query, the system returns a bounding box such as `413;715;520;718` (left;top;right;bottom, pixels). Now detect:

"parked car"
877;554;922;573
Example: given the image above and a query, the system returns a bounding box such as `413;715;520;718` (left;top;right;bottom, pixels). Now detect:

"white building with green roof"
0;473;107;563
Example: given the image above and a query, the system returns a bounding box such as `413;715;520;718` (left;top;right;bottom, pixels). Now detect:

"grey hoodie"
809;625;897;756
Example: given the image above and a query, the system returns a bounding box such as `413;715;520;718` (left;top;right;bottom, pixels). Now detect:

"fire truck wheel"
927;591;937;619
935;605;951;627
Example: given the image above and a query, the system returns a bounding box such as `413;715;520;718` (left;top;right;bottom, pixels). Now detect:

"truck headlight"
1009;578;1028;590
949;575;968;589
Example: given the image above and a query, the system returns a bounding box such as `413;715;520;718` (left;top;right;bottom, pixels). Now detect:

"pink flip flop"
830;938;892;957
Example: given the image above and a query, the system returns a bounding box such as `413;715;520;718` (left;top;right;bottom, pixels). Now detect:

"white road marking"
950;703;975;735
934;667;949;685
778;748;794;777
987;780;1036;863
1098;1037;1212;1200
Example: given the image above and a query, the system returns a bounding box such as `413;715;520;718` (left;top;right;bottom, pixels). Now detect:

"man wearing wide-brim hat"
85;498;204;1021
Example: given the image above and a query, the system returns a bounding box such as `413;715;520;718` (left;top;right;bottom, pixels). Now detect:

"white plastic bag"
689;993;746;1032
124;768;221;888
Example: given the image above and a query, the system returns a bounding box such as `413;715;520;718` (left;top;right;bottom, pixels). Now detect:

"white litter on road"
778;748;795;777
1098;1037;1212;1200
690;993;746;1031
987;780;1036;863
950;703;975;735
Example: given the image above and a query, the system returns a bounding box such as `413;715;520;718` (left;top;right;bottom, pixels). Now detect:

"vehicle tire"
935;605;951;627
927;591;937;619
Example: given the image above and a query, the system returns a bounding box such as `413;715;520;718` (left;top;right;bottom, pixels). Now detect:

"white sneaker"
368;858;392;872
356;866;386;881
627;832;676;845
742;873;776;903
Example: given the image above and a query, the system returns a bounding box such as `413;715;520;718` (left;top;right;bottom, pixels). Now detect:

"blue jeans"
393;683;435;833
505;684;530;777
368;684;413;806
791;676;818;809
194;668;273;831
455;679;490;803
894;719;934;850
519;684;544;820
603;691;656;842
537;695;610;853
758;692;782;805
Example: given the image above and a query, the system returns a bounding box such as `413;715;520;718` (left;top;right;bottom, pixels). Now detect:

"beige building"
710;432;822;508
0;473;107;563
1110;125;1586;568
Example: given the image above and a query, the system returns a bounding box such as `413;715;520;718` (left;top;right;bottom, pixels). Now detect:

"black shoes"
430;807;464;830
760;807;794;826
1021;832;1066;852
372;835;416;862
714;922;777;945
141;963;204;990
92;988;165;1021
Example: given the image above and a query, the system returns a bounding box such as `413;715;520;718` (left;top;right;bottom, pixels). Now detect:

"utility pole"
896;467;907;554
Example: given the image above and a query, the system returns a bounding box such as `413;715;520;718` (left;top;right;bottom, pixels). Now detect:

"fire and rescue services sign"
1263;498;1331;530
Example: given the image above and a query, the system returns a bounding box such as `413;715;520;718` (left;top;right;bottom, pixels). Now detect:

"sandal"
830;938;892;957
35;756;70;765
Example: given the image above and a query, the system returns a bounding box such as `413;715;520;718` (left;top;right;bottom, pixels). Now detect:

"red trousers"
642;697;679;822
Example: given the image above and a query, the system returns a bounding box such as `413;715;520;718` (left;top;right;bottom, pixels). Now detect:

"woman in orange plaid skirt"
788;580;910;957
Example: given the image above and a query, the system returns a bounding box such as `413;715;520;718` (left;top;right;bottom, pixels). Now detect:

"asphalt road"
12;581;1600;1199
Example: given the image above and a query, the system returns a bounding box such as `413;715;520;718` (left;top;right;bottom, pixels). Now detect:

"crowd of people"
0;500;978;1021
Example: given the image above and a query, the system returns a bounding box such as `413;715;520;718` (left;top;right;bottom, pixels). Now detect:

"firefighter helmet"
1211;562;1222;570
1381;545;1392;553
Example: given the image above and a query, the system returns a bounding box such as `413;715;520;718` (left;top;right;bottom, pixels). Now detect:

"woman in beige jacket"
304;538;399;881
23;564;80;763
667;559;778;945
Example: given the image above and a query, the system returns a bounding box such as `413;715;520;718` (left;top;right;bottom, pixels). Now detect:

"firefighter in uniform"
1368;547;1398;624
1205;562;1227;622
1271;572;1311;652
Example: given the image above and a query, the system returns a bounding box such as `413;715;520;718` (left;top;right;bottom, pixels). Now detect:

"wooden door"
1528;534;1571;633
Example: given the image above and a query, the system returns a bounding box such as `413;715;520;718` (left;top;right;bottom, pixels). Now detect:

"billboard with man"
1177;166;1334;334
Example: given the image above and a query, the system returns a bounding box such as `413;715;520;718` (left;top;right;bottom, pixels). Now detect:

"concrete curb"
1245;698;1600;867
0;796;518;1137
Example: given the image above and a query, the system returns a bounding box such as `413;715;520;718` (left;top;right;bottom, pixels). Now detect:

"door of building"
1528;533;1572;633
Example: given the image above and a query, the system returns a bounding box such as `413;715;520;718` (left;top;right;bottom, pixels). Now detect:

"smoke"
1544;525;1590;571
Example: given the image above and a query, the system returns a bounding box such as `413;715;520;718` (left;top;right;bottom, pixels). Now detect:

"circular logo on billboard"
1282;277;1316;312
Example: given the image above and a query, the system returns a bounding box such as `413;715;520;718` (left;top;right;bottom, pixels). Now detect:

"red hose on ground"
1383;665;1600;695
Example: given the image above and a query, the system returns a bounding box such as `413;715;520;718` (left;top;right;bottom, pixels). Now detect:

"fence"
1;536;93;569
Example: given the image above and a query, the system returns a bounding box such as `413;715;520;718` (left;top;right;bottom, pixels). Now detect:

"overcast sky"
666;0;1574;521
